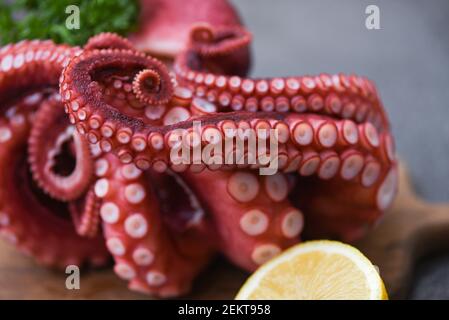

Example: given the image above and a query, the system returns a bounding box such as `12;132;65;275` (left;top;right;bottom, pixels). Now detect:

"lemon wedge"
235;240;388;300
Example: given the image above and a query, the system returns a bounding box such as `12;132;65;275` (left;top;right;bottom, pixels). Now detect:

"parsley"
0;0;139;46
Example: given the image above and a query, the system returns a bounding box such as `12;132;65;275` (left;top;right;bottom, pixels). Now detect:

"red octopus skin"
0;40;110;268
59;30;397;297
129;0;246;60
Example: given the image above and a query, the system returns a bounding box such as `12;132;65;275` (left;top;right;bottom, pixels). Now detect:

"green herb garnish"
0;0;139;46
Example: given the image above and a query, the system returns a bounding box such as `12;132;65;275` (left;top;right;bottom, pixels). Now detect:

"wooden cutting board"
0;162;448;299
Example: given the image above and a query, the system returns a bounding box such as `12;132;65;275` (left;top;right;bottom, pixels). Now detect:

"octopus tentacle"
69;188;101;238
0;105;108;268
0;40;109;267
291;163;398;241
61;48;188;169
175;25;388;131
95;155;214;297
188;22;252;57
28;94;93;201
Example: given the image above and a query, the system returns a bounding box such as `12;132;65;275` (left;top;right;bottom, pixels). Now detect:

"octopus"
0;1;397;298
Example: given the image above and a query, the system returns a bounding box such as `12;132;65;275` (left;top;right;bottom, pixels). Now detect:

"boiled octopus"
0;9;397;299
57;25;397;296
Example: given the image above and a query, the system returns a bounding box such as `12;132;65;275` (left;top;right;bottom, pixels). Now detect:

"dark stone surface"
410;254;449;300
231;0;449;299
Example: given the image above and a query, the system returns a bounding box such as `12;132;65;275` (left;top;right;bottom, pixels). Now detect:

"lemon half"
236;240;388;300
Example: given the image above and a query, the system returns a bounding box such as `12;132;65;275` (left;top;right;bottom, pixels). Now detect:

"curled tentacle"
62;48;175;128
132;68;173;105
129;0;245;59
28;95;93;201
189;22;252;57
61;48;189;169
290;159;398;241
58;27;397;298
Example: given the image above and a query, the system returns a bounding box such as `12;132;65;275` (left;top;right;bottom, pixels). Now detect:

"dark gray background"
230;0;449;299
